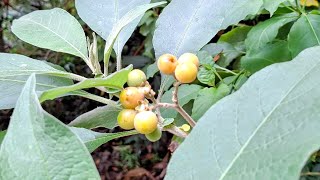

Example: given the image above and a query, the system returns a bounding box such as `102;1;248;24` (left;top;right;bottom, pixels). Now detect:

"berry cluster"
117;69;161;142
157;53;199;83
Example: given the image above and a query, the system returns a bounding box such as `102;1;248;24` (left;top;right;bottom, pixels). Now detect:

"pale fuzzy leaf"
166;46;320;180
0;74;99;179
153;0;263;58
12;8;88;61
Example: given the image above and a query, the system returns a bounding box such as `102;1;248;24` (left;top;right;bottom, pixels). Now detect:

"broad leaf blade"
103;2;166;69
76;0;150;57
69;105;121;129
12;8;88;60
166;46;320;180
40;65;132;102
245;12;298;52
288;14;320;57
241;41;292;73
0;130;6;146
153;0;263;58
0;74;99;179
71;128;138;152
0;53;74;109
263;0;295;15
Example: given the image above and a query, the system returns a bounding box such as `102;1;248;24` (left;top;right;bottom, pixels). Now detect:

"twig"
300;172;320;176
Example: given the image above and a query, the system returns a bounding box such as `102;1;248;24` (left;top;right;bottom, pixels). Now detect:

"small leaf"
40;65;132;102
163;118;175;127
245;12;299;52
166;46;320;180
69;105;121;129
219;26;252;45
197;66;216;86
71;127;138;152
0;74;99;179
241;41;292;73
12;8;88;61
0;53;74;109
191;84;230;120
161;84;202;119
288;14;320;57
153;0;263;58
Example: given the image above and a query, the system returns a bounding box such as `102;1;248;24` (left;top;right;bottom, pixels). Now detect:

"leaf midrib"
20;18;88;61
218;59;320;179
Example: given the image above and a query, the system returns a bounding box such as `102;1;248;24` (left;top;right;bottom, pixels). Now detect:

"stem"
116;52;122;71
300;172;320;176
281;3;297;12
163;125;188;138
214;64;238;75
78;93;119;107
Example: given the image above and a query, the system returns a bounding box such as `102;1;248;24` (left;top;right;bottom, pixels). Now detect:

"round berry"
134;111;158;134
178;53;199;68
157;54;178;74
145;127;162;142
117;109;137;130
175;62;198;83
119;87;145;109
127;69;147;87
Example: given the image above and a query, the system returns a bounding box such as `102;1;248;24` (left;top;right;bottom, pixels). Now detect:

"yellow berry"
134;111;158;134
117;109;137;130
178;53;199;68
127;69;147;87
145;127;162;142
157;54;178;74
175;62;198;83
119;87;145;109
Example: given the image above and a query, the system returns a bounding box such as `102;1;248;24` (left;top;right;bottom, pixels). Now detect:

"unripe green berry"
145;127;162;142
127;69;147;87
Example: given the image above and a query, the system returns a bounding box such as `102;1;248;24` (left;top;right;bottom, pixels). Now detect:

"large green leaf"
166;46;320;180
218;26;252;45
245;12;298;52
71;128;138;152
191;84;230;121
288;14;320;57
160;84;202;119
241;41;292;73
0;74;99;179
0;53;74;109
40;65;132;102
69;105;121;129
76;0;150;59
11;8;88;62
153;0;263;58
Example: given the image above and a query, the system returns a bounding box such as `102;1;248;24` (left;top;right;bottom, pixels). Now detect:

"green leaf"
161;84;202;118
0;130;6;146
166;46;320;180
201;42;242;67
288;14;320;57
191;84;230;120
245;12;299;52
263;0;295;15
153;0;263;58
145;62;159;79
241;41;292;73
69;105;122;129
11;8;88;61
219;26;252;45
0;53;74;109
76;0;151;59
0;74;99;179
197;66;216;86
71;128;138;153
40;65;132;102
103;1;166;72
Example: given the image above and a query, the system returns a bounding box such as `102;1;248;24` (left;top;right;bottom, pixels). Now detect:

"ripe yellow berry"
134;111;158;134
157;54;178;74
127;69;147;87
175;62;198;83
145;127;162;142
119;87;145;109
117;109;137;130
178;53;200;68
